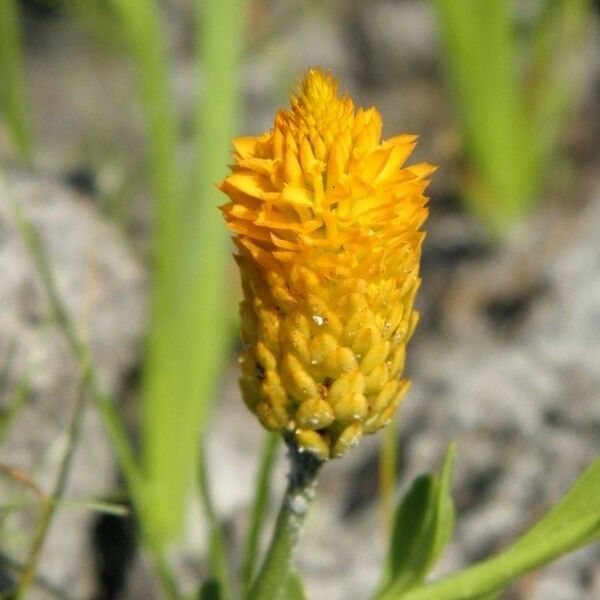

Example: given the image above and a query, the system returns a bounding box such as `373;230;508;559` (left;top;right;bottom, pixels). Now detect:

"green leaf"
431;0;540;233
381;456;600;600
285;570;307;600
431;444;456;566
509;457;600;552
0;0;32;158
377;444;456;597
108;0;245;543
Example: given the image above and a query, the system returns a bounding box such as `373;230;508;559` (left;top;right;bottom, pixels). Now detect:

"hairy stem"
247;436;322;600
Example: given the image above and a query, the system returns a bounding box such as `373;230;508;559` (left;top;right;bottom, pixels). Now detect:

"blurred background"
0;1;599;599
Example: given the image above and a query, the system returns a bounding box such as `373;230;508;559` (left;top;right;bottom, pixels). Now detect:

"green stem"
247;437;323;600
379;419;397;532
1;174;179;599
15;377;88;599
0;0;32;159
4;178;141;494
0;371;29;444
242;433;280;595
199;450;233;600
0;551;76;600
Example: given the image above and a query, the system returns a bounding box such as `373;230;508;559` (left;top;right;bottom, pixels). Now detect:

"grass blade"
199;451;233;600
379;418;398;534
163;0;248;534
242;432;280;595
0;0;32;159
0;174;179;598
0;373;29;444
107;0;186;541
15;380;89;599
109;0;246;541
1;498;129;517
432;0;533;231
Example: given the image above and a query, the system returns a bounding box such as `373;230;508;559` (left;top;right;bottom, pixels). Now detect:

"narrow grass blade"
1;498;129;517
526;0;592;180
1;174;140;492
199;451;232;600
379;418;398;533
0;373;29;443
242;432;280;595
153;0;248;537
432;0;533;231
0;174;181;597
15;379;89;599
0;0;32;159
107;0;187;541
109;0;246;541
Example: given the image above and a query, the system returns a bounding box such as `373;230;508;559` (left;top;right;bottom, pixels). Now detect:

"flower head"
220;68;434;459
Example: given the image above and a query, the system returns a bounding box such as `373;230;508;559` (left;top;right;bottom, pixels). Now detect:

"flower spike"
220;68;435;459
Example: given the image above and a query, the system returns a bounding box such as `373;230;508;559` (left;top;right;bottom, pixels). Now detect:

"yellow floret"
220;68;435;459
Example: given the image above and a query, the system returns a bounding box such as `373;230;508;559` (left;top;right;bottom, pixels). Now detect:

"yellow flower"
220;68;434;460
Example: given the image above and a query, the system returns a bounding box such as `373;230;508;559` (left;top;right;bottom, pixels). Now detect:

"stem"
15;378;88;599
0;551;76;600
199;450;233;600
246;436;323;600
379;419;397;533
241;433;280;596
0;0;32;159
1;174;179;599
5;185;141;493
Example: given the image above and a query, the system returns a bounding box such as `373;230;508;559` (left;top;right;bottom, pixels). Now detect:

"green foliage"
380;455;600;599
107;0;189;542
376;444;455;598
1;3;598;598
432;0;591;234
106;0;245;541
0;0;244;588
0;0;32;158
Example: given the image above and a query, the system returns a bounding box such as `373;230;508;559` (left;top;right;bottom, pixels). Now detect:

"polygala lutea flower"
220;68;434;460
